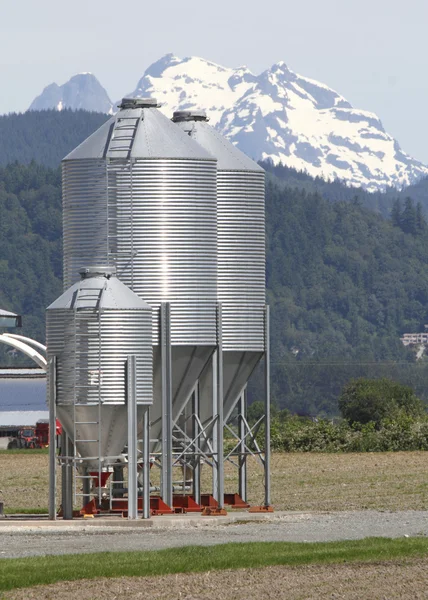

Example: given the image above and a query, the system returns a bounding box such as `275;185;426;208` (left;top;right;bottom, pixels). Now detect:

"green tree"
400;197;417;234
416;201;426;234
338;378;425;427
391;199;401;227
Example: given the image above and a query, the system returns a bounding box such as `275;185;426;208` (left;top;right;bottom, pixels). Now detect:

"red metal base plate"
172;495;202;513
201;506;228;516
223;493;250;509
248;505;274;513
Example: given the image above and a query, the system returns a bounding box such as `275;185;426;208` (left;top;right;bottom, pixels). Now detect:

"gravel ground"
1;510;428;559
5;559;428;600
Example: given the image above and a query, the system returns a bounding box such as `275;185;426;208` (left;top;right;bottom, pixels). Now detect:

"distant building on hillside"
401;327;428;347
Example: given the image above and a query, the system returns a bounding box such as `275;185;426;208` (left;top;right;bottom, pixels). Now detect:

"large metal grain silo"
172;111;266;426
62;99;218;506
46;266;153;518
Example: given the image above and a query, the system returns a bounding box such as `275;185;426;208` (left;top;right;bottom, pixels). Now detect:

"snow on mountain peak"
28;54;428;191
130;54;251;127
127;53;426;191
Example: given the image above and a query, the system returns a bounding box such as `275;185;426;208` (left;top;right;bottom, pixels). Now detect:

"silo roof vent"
118;97;159;109
172;110;208;123
79;266;116;280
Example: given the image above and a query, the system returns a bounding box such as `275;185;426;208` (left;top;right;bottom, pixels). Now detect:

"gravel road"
1;510;427;559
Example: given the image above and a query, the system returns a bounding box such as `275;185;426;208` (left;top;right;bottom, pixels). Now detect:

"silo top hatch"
62;98;215;162
172;110;264;172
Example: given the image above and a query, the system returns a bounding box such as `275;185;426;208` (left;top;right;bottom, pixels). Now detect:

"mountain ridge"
27;54;428;191
29;73;113;115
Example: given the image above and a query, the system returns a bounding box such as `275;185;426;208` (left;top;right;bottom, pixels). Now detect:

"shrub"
256;413;428;453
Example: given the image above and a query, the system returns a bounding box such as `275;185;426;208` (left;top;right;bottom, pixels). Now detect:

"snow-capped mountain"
28;55;428;191
29;73;113;114
129;54;428;191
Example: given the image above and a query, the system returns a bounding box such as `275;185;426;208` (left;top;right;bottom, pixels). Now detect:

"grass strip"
0;537;428;591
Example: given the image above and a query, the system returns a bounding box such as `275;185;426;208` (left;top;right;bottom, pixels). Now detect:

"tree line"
3;155;428;415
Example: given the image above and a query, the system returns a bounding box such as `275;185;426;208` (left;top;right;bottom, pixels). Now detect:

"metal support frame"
48;357;57;520
160;302;173;508
238;388;247;502
82;467;91;507
192;385;201;504
264;305;271;507
212;303;224;507
142;406;150;519
127;355;138;519
61;432;74;520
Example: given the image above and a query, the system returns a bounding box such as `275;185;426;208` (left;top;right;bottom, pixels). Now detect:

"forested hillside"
3;160;428;414
266;179;428;414
0;163;62;344
263;161;428;218
0;110;109;167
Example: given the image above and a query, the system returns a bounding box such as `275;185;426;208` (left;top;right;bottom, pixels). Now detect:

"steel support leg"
192;384;201;504
48;357;57;520
127;355;138;520
238;388;248;503
142;406;150;519
61;432;73;520
160;303;173;508
264;305;271;507
82;467;91;507
212;303;224;507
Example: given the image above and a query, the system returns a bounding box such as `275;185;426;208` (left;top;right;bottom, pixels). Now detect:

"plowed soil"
1;451;428;512
5;559;428;599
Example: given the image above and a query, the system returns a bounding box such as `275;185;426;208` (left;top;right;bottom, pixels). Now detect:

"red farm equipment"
7;419;62;449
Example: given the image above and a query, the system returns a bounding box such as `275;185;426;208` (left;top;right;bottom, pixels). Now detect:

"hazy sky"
2;0;428;161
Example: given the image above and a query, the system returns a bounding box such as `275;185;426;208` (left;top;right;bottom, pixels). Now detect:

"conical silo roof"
63;99;215;162
47;266;152;311
172;110;264;172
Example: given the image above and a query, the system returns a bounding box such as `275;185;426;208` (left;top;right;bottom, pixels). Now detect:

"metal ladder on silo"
105;114;139;285
107;115;140;159
72;285;105;508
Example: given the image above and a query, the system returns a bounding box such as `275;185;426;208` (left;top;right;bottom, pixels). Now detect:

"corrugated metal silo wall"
46;305;153;462
109;158;218;344
218;170;266;351
62;160;109;290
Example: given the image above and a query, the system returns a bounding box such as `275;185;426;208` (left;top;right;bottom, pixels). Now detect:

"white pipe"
0;334;47;370
2;333;46;354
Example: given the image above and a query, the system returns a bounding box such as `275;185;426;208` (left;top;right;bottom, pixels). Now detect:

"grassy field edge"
1;537;428;592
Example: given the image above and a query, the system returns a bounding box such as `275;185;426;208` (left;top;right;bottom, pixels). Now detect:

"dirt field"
5;558;428;599
1;451;427;512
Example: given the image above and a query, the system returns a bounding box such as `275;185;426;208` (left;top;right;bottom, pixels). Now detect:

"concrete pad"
0;510;286;532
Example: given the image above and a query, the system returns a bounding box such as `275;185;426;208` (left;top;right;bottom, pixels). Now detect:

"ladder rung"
77;439;99;443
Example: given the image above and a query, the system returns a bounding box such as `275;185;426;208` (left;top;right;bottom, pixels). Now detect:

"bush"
257;413;428;453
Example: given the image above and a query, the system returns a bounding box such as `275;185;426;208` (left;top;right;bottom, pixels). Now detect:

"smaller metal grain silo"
172;111;266;424
46;266;153;517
